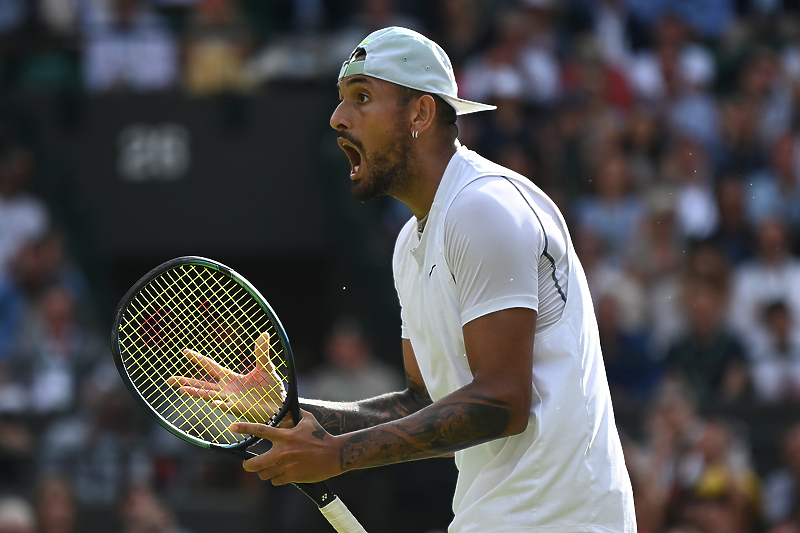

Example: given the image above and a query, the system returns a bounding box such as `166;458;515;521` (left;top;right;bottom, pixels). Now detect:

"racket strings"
118;264;289;445
124;268;245;441
131;266;283;439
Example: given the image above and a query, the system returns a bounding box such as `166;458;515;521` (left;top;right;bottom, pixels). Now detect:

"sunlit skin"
333;76;416;203
167;332;286;423
170;72;538;488
330;73;452;218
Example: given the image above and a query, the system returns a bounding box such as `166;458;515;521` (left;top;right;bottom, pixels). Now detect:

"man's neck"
399;141;459;219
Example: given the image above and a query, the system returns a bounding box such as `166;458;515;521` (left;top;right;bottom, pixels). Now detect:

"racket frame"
111;256;367;532
110;256;301;458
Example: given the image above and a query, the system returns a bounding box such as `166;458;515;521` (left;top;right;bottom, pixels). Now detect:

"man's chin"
350;176;383;202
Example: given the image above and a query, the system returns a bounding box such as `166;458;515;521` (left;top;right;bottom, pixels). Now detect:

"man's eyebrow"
336;75;374;90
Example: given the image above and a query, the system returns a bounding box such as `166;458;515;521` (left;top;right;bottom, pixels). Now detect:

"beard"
350;124;415;203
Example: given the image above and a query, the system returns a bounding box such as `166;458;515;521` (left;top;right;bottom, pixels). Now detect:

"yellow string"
118;263;290;445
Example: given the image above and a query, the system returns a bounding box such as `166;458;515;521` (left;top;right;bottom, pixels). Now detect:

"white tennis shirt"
393;145;636;533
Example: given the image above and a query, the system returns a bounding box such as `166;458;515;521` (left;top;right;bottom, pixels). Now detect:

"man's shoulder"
446;176;530;226
449;147;556;215
453;146;519;181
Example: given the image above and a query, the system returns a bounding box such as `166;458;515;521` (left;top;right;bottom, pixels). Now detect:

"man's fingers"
167;375;219;391
184;349;228;378
185;387;229;401
268;471;291;486
231;421;283;475
230;422;280;440
253;332;274;372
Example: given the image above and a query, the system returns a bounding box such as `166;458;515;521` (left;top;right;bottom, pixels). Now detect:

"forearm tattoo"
339;384;511;470
300;372;433;435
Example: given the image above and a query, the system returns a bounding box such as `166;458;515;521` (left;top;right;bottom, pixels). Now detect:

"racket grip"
319;497;368;533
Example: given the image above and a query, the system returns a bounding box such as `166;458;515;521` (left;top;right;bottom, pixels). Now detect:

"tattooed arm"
299;345;433;435
231;307;536;485
300;381;431;435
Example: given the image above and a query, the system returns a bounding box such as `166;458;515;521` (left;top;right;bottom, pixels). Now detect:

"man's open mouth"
338;138;363;178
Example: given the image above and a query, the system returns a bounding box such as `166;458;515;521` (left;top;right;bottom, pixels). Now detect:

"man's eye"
358;93;369;103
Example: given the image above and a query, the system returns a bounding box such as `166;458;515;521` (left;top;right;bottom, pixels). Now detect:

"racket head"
110;256;300;456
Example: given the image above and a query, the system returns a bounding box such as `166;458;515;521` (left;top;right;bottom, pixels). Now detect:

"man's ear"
411;94;436;136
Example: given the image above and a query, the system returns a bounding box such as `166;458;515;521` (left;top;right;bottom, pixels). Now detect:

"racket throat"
293;481;336;508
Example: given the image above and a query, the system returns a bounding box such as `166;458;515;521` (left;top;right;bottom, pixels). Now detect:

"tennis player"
190;26;636;533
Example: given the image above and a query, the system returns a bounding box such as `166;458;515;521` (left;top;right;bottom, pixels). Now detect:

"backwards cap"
338;27;496;116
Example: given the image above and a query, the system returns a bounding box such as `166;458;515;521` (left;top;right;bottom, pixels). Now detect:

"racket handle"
319;497;368;533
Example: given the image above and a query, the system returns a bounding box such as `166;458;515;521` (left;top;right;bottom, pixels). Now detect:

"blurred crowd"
3;0;800;532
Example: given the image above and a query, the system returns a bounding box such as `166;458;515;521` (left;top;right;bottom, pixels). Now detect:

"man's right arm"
300;339;432;435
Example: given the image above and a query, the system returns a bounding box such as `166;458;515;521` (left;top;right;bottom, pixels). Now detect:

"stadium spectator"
665;417;760;533
81;0;180;93
728;217;800;355
626;187;683;287
0;229;89;362
625;381;706;533
713;94;767;178
307;316;403;403
621;106;665;191
596;291;659;406
738;46;793;148
10;283;103;415
517;0;563;107
658;136;719;241
0;146;49;279
589;0;633;68
459;9;536;106
624;14;697;104
561;34;633;125
38;366;151;505
182;0;256;95
574;226;637;314
748;301;800;403
118;485;192;533
427;0;487;71
35;475;78;533
763;421;800;528
707;176;755;265
746;132;800;236
664;244;749;405
573;150;645;264
469;67;536;161
667;45;720;150
535;101;591;202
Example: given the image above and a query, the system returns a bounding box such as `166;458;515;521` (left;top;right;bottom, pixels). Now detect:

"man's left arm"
233;306;536;485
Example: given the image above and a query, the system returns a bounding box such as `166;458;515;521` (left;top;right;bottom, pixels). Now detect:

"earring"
412;130;419;138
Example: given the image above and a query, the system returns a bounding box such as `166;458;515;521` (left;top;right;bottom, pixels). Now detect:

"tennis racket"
110;256;367;533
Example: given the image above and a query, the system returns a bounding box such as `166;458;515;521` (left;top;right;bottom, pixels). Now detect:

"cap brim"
441;95;497;115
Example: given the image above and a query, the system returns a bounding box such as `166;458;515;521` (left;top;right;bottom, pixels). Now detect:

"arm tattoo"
310;421;327;442
300;371;432;435
339;384;512;470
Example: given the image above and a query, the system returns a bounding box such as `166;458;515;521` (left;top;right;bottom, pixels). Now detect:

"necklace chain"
417;212;429;236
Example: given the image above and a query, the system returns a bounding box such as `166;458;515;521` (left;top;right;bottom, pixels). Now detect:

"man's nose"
330;101;349;131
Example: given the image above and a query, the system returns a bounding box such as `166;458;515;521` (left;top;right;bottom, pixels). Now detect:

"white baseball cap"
338;27;496;116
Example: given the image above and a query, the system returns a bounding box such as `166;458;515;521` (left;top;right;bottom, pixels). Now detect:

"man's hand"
231;410;345;485
167;332;286;423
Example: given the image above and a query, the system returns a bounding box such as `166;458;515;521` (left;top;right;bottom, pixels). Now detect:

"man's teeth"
354;165;360;172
